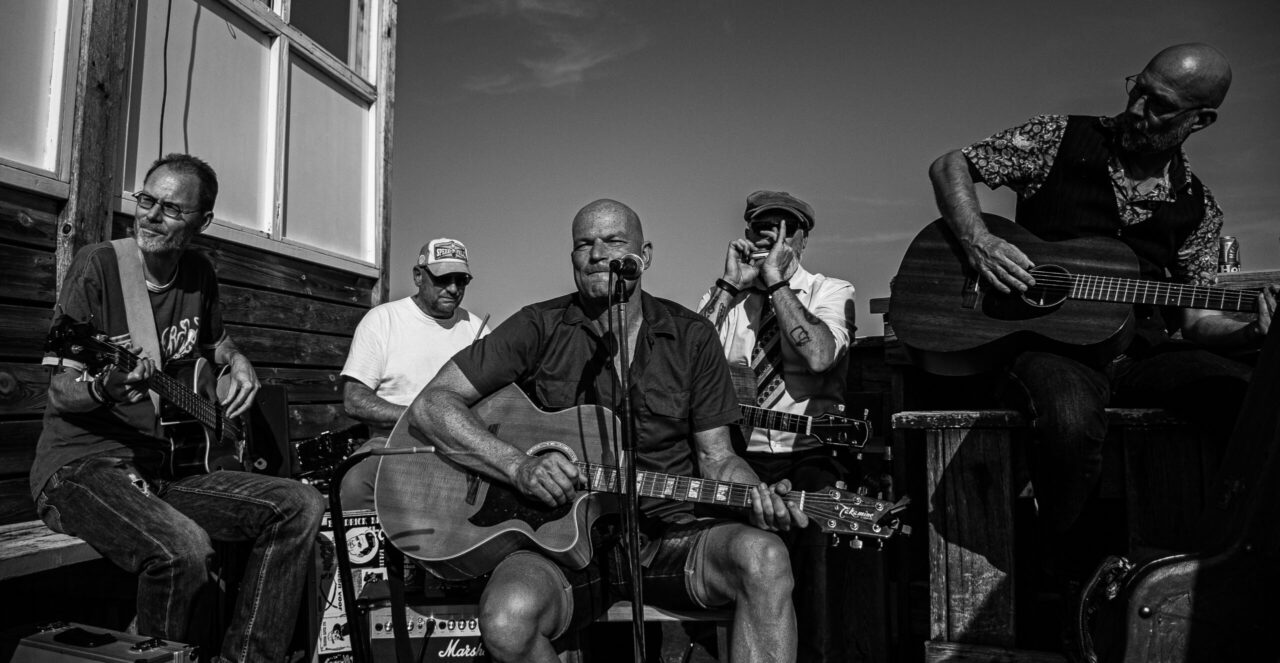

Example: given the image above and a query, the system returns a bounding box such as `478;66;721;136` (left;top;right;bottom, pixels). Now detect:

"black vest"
1014;115;1206;351
1015;115;1205;281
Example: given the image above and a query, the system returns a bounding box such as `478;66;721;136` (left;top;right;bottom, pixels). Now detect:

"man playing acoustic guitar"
32;154;325;662
409;199;808;663
928;42;1278;632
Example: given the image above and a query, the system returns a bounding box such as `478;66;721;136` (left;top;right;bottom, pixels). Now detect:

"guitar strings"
1004;272;1259;307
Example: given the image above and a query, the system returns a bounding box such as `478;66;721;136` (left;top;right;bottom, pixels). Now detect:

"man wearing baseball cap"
696;190;857;663
337;237;490;508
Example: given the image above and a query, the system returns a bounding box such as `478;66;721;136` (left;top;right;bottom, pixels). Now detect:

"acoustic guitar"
889;214;1259;376
373;384;907;581
46;318;248;477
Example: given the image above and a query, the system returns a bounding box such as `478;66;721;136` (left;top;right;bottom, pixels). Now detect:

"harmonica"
750;250;770;260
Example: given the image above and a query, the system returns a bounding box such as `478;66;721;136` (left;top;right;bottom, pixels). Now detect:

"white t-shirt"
340;297;491;407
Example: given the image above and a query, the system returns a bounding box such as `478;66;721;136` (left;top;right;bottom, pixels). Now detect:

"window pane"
0;0;70;172
284;56;370;262
123;0;271;232
289;0;353;67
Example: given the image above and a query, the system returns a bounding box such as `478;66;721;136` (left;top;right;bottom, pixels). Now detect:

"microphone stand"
610;273;647;663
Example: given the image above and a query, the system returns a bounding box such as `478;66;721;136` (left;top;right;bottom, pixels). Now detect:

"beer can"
1218;236;1240;273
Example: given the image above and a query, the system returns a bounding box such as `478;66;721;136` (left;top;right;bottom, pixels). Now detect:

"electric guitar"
46;318;248;477
889;215;1260;376
373;384;908;581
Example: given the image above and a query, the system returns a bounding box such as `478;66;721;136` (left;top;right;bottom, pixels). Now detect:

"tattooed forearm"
699;299;732;329
788;325;812;347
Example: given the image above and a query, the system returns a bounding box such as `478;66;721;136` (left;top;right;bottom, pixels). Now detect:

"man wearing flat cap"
697;190;857;663
338;237;490;508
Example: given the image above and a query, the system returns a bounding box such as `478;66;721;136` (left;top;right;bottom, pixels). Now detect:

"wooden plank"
256;366;345;403
0;478;37;525
0;520;100;580
289;403;358;440
221;284;367;336
0;304;54;360
924;641;1066;663
600;601;731;623
926;427;1016;647
196;238;377;307
0;421;42;477
896;410;1027;430
0;242;57;304
0;363;50;417
57;0;137;287
0;189;60;248
226;324;352;368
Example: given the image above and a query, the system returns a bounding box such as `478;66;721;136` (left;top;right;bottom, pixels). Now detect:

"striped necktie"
750;296;786;407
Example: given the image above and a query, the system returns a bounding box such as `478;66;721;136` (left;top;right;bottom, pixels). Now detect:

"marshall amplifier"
366;602;489;662
11;622;196;662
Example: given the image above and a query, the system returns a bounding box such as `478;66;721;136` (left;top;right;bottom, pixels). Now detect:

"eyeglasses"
421;269;471;287
1124;74;1199;125
132;191;201;220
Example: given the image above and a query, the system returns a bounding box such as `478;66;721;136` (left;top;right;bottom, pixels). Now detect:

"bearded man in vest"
928;43;1278;613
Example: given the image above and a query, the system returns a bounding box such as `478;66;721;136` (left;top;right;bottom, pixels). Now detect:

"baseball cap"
418;238;471;277
743;190;815;231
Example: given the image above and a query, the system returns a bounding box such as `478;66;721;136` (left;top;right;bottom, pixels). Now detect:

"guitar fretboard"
739;404;810;435
575;462;760;508
1066;273;1258;312
110;350;237;439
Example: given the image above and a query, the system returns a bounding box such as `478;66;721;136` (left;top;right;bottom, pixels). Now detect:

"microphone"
608;254;645;280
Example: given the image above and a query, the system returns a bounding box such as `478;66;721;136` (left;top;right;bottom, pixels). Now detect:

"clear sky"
388;0;1280;336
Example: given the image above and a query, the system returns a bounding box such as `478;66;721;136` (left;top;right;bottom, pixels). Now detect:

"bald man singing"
928;42;1277;615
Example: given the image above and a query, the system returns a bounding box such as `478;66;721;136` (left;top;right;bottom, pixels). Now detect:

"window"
0;0;76;181
118;0;385;273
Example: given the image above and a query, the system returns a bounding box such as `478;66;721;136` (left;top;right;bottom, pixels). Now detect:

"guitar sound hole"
1022;264;1070;308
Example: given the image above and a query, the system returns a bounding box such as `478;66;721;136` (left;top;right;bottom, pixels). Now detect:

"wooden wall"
0;186;377;526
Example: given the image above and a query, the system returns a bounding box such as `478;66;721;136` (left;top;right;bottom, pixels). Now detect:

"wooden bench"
560;601;730;663
893;408;1211;663
0;520;99;581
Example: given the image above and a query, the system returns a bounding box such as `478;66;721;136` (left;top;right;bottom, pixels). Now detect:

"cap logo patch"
433;242;467;262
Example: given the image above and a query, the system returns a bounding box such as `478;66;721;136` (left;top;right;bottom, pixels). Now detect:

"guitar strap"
111;237;163;431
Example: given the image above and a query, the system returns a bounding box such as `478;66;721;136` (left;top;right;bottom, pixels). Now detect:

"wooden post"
56;0;137;289
373;0;397;306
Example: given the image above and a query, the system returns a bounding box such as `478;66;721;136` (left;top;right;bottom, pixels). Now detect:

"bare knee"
729;530;794;599
478;557;566;662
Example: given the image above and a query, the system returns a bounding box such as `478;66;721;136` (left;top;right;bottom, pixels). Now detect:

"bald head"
1144;43;1232;108
572;198;644;240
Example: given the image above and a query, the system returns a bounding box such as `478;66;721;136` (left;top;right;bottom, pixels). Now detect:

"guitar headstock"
801;486;909;541
812;409;873;450
45;317;126;372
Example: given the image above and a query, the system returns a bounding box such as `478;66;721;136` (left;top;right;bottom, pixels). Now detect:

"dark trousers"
1000;345;1251;576
37;455;327;663
743;448;850;663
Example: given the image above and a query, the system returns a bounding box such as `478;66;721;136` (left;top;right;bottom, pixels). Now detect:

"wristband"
715;278;741;298
765;279;791;295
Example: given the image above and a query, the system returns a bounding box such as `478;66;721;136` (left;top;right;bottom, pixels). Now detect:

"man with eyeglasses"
696;190;856;663
337;237;490;509
927;42;1277;650
32;153;326;662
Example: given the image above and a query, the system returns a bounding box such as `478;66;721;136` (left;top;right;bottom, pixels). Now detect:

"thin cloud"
443;0;649;94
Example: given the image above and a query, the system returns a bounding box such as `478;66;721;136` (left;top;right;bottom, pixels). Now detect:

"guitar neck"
575;462;773;509
739;404;809;435
112;351;234;436
1068;273;1258;312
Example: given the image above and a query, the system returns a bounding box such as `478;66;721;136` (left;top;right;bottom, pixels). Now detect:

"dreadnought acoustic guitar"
374;384;907;581
889;214;1259;376
46;318;248;477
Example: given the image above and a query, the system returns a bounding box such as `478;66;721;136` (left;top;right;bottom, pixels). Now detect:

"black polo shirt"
452;290;741;525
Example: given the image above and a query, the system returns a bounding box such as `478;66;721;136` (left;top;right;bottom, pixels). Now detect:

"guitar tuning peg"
829;534;841;548
834;480;848;490
848;538;864;550
862;408;870;419
856;485;869;496
835;404;845;413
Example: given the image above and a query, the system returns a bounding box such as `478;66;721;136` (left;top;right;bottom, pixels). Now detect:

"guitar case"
1076;325;1280;663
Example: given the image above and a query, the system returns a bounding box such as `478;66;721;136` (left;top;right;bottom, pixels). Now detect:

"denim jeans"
1001;346;1251;551
36;455;326;663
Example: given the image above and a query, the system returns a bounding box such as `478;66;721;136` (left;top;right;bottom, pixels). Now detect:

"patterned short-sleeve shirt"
961;114;1223;286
